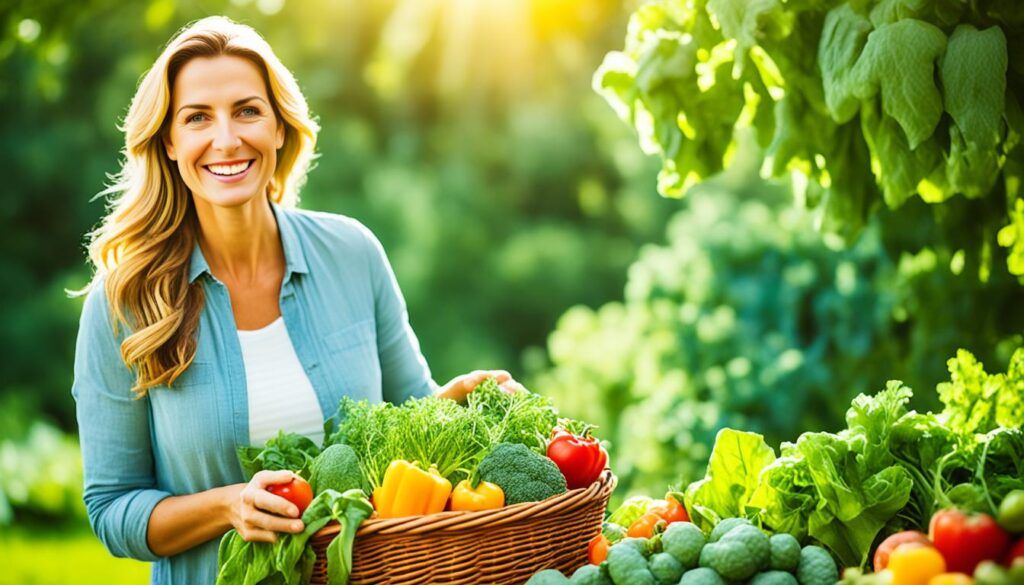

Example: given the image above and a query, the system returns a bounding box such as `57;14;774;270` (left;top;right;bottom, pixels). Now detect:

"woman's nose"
212;119;242;152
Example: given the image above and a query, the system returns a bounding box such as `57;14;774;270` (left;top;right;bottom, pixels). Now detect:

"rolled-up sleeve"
71;285;170;562
361;230;435;403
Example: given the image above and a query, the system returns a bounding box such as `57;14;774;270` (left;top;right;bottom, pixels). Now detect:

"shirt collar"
188;202;309;284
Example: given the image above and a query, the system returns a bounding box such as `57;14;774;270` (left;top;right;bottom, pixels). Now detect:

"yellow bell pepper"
889;543;946;585
374;460;452;518
450;480;504;512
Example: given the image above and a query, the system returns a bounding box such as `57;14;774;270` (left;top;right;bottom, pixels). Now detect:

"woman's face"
164;55;284;210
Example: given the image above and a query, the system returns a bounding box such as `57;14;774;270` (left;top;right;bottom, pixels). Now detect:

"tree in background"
593;0;1024;281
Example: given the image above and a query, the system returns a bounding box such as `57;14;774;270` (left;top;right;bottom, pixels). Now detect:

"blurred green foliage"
531;138;1024;497
0;524;150;585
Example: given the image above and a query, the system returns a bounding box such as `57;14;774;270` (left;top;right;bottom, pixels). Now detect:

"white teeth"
207;161;251;176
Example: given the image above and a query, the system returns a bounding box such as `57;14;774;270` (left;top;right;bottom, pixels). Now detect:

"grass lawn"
0;523;150;585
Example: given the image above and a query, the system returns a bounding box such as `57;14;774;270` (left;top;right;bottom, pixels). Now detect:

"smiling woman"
70;16;523;585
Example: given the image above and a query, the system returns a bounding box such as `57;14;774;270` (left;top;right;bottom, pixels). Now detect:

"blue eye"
240;106;259;116
187;112;206;123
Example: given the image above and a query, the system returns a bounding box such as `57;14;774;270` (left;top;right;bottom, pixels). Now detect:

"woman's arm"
146;470;304;557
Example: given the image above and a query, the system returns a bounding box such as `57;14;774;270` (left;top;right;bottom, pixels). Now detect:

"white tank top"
238;316;324;447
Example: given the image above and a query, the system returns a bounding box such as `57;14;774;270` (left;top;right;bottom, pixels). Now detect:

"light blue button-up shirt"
72;204;435;584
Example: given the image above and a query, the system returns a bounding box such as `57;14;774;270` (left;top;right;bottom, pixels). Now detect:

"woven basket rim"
313;469;616;539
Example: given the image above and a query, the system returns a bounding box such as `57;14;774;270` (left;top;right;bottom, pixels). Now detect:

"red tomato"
1004;536;1024;566
588;533;610;565
874;530;932;571
929;509;1010;574
546;428;608;489
267;476;314;516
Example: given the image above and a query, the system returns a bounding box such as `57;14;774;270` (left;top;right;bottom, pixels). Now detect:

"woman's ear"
163;132;177;161
276;121;284;150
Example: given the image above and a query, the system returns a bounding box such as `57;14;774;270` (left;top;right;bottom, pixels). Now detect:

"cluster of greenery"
531;142;1024;497
686;348;1024;568
593;0;1024;280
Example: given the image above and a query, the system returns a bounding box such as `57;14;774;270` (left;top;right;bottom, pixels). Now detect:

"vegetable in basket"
476;442;567;505
449;479;504;512
309;444;364;495
546;426;608;489
372;459;451;518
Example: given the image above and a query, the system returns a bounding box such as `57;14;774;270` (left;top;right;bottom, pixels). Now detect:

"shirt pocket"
322;319;382;402
172;361;214;388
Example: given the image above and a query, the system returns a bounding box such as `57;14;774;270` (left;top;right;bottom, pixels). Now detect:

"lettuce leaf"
684;428;776;532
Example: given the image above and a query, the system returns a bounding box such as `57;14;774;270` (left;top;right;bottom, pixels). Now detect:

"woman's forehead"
172;55;267;105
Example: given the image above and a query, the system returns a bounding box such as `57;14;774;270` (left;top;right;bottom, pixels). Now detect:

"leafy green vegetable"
464;377;561;454
938;348;1024;435
214;489;372;585
237;431;321;481
595;0;1024;277
684;429;776;532
607;495;654;528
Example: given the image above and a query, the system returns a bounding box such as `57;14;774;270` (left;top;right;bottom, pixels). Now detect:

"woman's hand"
228;469;307;543
437;369;525;401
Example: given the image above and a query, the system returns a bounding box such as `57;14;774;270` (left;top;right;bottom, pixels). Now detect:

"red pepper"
546;427;608;489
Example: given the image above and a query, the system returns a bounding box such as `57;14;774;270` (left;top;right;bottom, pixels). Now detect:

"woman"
72;16;521;584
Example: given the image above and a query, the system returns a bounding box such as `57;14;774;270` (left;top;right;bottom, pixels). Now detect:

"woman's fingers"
243;507;305;534
499;379;525;394
251;469;296;489
253;488;300;518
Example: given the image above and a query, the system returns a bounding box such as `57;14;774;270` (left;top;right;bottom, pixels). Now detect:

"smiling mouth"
204;160;254;177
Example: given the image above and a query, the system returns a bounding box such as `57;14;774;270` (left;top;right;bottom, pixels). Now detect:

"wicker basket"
308;470;616;585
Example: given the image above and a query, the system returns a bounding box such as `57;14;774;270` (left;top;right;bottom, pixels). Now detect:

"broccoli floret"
662;521;706;568
606;543;657;585
477;443;567;505
309;444;364;494
796;546;838;585
768;533;801;572
648;552;684;584
526;569;570;585
699;524;770;581
569;563;612;585
679;567;727;585
750;570;799;585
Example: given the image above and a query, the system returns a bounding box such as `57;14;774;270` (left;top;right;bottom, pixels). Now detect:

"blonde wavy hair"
80;16;319;397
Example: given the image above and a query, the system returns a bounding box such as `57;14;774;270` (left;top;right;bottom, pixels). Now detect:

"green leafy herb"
323;379;563;489
237;431;321;481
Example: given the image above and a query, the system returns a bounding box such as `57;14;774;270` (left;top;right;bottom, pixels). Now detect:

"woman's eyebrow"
175;96;268;116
